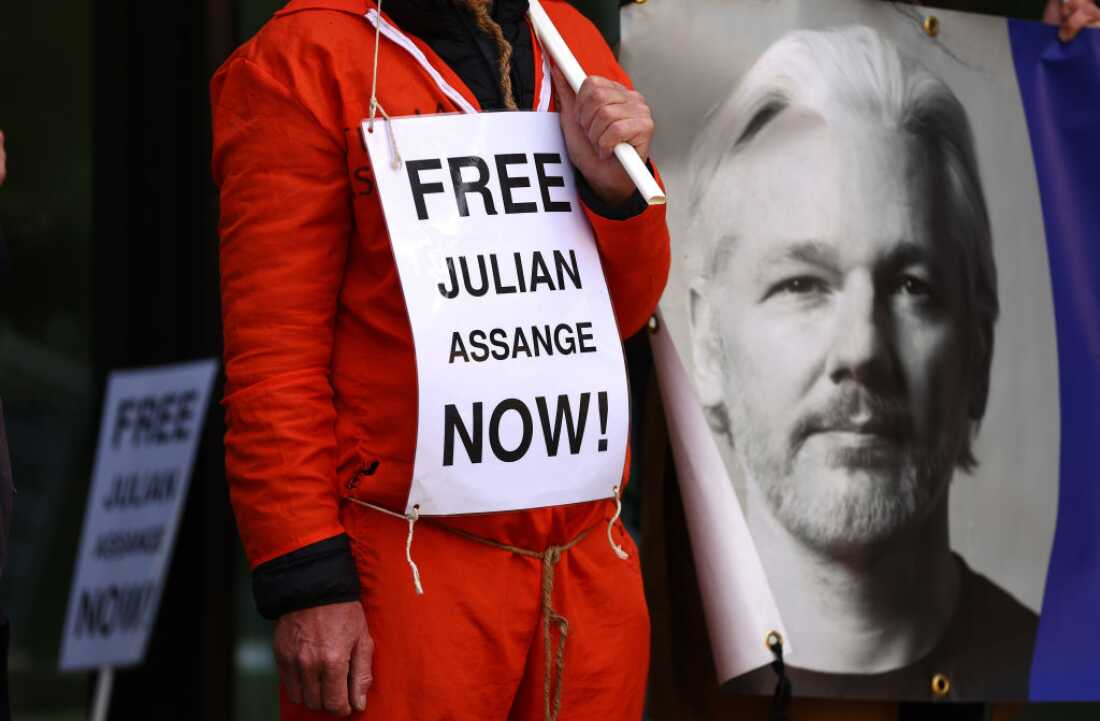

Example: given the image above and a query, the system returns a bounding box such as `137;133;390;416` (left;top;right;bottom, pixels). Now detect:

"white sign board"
364;112;629;516
60;359;218;671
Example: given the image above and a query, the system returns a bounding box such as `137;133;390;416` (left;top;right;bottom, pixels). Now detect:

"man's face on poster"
692;110;979;555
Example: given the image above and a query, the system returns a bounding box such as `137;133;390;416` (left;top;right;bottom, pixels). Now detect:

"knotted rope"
345;494;631;721
440;524;587;721
541;546;569;721
451;0;519;109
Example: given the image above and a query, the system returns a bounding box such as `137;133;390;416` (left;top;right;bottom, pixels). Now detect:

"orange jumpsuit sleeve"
583;186;670;338
211;55;351;569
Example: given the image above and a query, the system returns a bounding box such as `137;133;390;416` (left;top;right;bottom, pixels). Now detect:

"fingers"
575;77;630;130
286;650;352;716
277;653;305;706
1058;0;1094;16
301;656;325;712
274;633;321;709
583;99;637;156
575;77;652;161
1044;0;1064;24
592;114;653;162
321;652;353;716
575;77;645;136
550;69;655;204
1061;3;1100;41
550;65;576;116
348;626;374;713
272;603;368;717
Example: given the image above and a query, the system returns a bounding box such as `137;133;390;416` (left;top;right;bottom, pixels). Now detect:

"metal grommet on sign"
765;630;783;651
931;673;951;698
923;15;940;38
647;314;660;334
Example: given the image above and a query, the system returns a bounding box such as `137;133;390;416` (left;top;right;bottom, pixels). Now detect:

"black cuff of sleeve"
251;534;361;620
575;161;653;221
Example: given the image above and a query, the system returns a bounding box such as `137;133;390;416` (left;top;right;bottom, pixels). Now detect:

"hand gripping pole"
527;0;667;206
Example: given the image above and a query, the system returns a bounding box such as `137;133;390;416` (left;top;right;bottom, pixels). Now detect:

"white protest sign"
60;359;218;671
364;112;629;516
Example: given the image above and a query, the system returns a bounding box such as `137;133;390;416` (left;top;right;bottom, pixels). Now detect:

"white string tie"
363;2;402;169
405;504;425;595
363;0;402;169
370;99;402;169
343;496;424;594
368;0;383;132
607;486;629;560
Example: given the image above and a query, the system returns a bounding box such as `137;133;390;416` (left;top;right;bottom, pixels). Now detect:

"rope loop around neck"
452;0;519;109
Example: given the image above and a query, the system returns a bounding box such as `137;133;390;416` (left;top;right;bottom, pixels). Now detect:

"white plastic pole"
90;666;114;721
527;0;667;206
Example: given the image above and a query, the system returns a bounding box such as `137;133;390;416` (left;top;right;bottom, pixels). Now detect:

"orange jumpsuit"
211;1;670;718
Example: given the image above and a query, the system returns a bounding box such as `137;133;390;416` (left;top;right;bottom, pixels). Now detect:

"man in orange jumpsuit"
211;1;669;719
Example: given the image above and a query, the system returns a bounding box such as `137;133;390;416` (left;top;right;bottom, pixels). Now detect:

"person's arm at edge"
211;48;370;717
1044;0;1100;40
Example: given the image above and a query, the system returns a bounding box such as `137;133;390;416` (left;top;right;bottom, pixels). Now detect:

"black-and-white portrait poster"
620;0;1094;702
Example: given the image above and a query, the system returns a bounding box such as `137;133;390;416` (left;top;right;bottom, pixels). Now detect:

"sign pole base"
90;666;114;721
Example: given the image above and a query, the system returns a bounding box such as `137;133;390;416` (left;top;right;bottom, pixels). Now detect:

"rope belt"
344;495;623;721
440;523;590;721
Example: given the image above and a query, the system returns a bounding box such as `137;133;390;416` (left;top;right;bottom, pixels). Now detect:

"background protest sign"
59;359;217;671
622;0;1099;702
364;112;629;517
